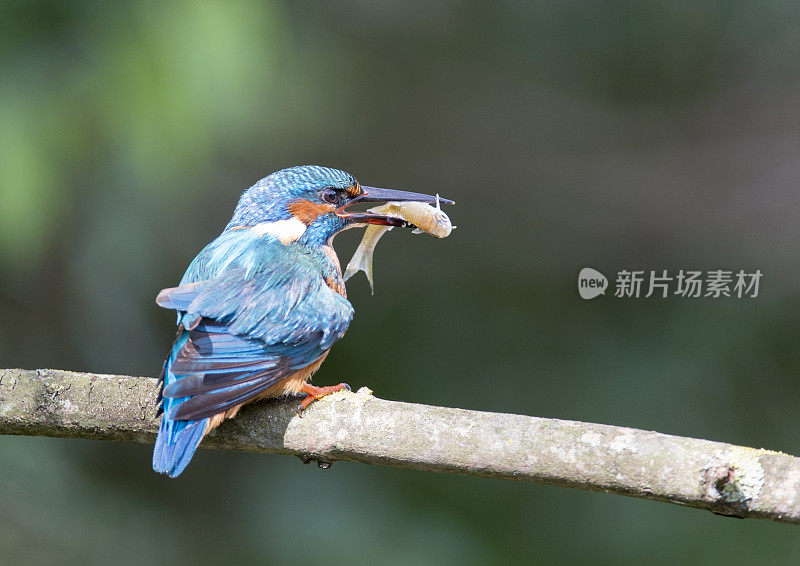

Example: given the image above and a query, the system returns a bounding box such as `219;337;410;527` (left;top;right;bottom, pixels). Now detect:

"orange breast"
322;244;347;297
203;352;330;434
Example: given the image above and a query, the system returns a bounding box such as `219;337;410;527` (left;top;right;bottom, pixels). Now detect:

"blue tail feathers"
153;331;208;477
153;417;208;477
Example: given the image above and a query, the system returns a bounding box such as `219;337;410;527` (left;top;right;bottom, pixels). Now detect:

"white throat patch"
252;217;307;244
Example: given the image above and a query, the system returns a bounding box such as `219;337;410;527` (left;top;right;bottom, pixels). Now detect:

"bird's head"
225;165;453;247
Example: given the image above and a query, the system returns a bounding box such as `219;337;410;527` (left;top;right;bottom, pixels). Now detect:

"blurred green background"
2;1;800;564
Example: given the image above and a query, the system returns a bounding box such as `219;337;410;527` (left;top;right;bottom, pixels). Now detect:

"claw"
297;382;351;416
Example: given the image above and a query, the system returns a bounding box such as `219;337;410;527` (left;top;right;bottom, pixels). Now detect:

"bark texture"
1;368;798;524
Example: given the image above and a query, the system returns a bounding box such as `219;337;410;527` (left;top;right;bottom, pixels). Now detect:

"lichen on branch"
1;368;798;525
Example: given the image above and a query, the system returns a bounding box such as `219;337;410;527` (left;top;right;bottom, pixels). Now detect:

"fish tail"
344;245;375;294
344;225;394;294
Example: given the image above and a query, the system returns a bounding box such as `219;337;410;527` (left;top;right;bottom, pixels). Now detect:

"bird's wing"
156;256;353;422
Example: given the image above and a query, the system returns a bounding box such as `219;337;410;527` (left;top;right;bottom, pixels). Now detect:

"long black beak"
355;186;455;205
340;185;454;226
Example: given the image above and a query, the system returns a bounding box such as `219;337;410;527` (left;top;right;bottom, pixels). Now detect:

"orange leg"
298;382;350;415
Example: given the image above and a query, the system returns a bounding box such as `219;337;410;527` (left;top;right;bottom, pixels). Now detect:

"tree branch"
1;368;798;524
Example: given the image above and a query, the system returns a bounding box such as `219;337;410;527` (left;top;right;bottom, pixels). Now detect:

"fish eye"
322;188;340;204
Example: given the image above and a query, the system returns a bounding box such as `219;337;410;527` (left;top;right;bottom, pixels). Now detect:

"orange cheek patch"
288;199;335;224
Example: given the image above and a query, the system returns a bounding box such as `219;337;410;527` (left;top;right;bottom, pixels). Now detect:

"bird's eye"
322;189;340;204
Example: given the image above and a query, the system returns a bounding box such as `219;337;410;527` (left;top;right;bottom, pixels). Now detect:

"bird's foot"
297;382;351;416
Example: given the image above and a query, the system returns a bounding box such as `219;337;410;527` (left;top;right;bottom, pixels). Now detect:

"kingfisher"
152;165;453;477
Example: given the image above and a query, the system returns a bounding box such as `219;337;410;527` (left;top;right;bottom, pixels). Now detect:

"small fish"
344;197;453;293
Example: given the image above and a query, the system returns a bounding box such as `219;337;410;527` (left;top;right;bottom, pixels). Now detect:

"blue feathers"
224;166;357;230
153;195;354;476
153;331;211;478
153;417;207;478
163;233;353;346
153;165;450;477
